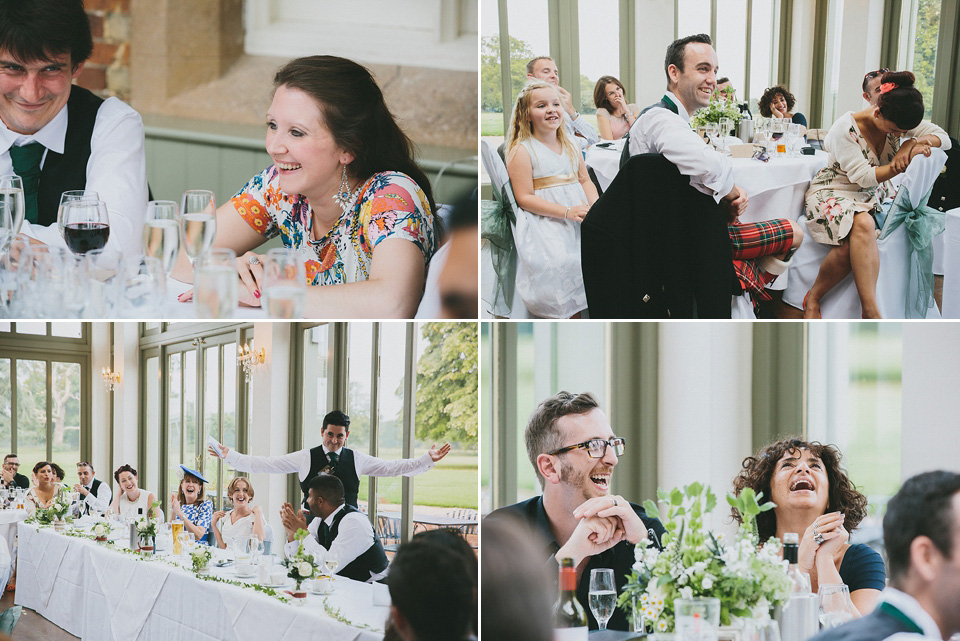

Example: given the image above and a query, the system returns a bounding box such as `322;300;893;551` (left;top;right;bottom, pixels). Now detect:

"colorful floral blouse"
804;111;949;245
232;168;436;285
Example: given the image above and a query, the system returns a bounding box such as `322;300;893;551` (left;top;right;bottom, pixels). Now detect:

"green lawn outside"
482;111;600;139
12;445;81;482
357;452;477;509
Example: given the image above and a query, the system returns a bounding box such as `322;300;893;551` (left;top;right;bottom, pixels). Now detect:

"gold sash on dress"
532;173;578;189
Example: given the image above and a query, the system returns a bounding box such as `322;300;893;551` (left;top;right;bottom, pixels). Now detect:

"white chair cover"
783;149;947;318
940;208;960;318
0;534;10;591
414;238;450;319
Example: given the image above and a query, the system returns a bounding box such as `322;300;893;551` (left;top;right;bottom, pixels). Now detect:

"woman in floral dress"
802;71;950;318
25;462;67;515
174;56;438;318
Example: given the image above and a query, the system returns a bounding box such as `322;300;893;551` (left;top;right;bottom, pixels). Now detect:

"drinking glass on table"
262;248;306;318
704;122;720;149
180;190;217;268
588;568;616;631
0;176;25;235
85;248;128;317
178;531;194;559
194;248;237;318
818;584;855;629
719;118;733;152
324;551;340;576
62;199;110;255
143;200;180;275
124;256;166;317
57;190;100;239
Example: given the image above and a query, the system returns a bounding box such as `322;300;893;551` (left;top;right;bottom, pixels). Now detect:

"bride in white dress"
505;80;599;318
212;477;265;549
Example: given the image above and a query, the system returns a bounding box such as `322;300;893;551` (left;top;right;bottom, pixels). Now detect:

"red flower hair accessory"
879;82;897;94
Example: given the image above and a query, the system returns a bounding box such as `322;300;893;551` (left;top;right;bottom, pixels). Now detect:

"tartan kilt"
728;218;794;300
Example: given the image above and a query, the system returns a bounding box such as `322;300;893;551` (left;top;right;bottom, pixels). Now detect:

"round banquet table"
584;138;829;291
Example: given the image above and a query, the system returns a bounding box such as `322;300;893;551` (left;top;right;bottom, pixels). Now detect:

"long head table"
15;521;386;641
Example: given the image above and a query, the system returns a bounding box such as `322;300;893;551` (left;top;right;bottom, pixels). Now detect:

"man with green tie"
0;0;147;252
210;410;451;510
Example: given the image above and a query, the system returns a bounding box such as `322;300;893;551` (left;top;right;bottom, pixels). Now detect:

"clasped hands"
280;501;308;541
556;495;648;566
890;139;933;175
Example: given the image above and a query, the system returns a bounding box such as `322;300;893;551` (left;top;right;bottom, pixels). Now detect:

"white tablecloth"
585;139;828;292
161;277;268;319
16;522;385;641
0;509;26;588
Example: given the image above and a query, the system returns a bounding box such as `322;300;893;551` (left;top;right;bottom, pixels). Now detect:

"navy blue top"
838;543;886;592
792;112;808;128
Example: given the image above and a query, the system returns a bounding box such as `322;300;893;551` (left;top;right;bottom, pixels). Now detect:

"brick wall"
78;0;132;100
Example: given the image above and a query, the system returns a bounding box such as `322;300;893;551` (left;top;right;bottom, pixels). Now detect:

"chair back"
414;237;451;319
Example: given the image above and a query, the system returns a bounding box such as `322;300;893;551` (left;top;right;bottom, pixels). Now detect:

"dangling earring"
332;164;352;213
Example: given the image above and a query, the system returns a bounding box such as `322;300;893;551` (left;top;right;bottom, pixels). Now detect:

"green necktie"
328;451;339;467
9;142;44;224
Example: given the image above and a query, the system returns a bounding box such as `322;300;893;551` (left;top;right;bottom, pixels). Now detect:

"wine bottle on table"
554;557;589;640
778;532;819;641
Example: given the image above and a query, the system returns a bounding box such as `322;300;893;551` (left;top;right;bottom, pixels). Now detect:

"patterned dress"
805;112;948;245
232;168;436;285
181;499;214;534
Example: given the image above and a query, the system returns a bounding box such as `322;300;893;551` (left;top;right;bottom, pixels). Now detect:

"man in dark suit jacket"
812;471;960;641
1;454;27;490
485;391;665;632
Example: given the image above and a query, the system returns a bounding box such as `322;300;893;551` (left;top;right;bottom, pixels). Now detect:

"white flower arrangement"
92;521;111;539
282;528;316;591
25;487;72;525
619;484;793;633
691;87;744;129
190;546;212;572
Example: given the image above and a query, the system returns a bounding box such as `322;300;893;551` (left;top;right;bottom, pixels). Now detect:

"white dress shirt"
879;587;943;640
283;504;387;583
79;479;112;515
627;91;734;203
0;95;148;258
223;445;435;482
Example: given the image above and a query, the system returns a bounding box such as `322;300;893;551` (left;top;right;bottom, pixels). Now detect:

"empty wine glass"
0;176;24;235
324;551;340;576
818;583;855;629
143;200;180;275
262;248;306;318
194;248;237;318
704;122;720;148
57;190;99;239
62;199;110;255
246;535;264;563
588;568;616;630
180;190;216;268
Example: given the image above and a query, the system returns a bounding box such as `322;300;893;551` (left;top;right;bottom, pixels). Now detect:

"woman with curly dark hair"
732;438;884;614
758;85;807;129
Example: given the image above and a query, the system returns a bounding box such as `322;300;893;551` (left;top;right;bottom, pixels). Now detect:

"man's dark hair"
77;461;94;473
3;454;17;463
884;470;960;583
447;189;478;232
717;77;730;85
389;529;476;641
525;391;601;486
308;473;346;507
0;0;93;68
321;410;350;431
664;33;712;81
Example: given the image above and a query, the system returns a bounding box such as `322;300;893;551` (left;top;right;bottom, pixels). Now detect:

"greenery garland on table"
321;597;378;632
192;571;291;603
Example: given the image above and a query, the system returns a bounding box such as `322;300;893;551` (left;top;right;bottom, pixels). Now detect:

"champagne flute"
57;190;99;239
62;199;110;255
143;200;180;275
588;568;616;631
0;176;24;235
262;248;306;318
180;190;217;268
818;584;855;629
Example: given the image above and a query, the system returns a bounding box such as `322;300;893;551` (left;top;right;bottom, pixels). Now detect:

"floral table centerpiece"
282;528;316;602
135;500;162;554
190;546;212;572
691;87;743;136
91;521;111;542
25;489;72;530
619;483;792;635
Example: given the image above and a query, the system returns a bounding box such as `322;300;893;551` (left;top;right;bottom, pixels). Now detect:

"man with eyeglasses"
73;461;111;516
1;455;27;490
485;391;665;631
863;69;889;106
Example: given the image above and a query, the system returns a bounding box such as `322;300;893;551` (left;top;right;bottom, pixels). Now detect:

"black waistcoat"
36;86;104;226
302;446;360;509
324;504;388;583
85;477;103;514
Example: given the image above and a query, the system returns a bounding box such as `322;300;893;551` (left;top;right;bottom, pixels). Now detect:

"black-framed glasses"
548;437;626;459
864;68;889;80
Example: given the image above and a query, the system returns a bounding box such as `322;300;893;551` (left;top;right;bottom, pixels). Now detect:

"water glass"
324;551;340;576
124;256;166;317
0;176;24;235
84;248;128;317
675;597;721;641
180;190;217;266
57;190;100;238
588;568;616;630
262;248;306;318
178;531;194;559
704;122;720;148
246;534;264;561
194;248;237;318
143;200;180;275
818;584;854;629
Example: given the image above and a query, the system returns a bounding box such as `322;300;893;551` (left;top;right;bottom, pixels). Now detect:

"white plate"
235;572;257;579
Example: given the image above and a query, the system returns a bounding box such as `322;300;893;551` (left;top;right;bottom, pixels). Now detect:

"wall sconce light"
237;342;265;382
101;367;121;392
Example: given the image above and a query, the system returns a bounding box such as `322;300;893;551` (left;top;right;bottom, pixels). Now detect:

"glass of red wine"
62;199;110;255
